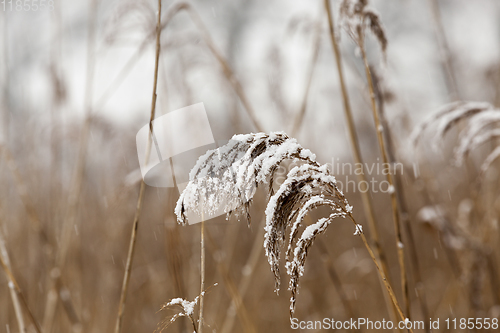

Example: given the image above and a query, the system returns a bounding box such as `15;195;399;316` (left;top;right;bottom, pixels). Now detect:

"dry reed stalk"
427;0;460;101
359;40;410;320
43;1;98;331
114;0;162;332
371;70;431;332
323;0;399;325
355;224;412;332
49;0;65;223
0;229;26;333
164;223;187;332
163;189;187;308
1;12;10;142
287;7;362;320
0;229;42;333
198;214;205;333
338;0;409;318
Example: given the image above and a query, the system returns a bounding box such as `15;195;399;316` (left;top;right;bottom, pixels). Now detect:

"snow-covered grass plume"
175;132;357;317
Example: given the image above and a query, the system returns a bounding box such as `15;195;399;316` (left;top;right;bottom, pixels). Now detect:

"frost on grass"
156;295;199;333
175;132;356;317
175;132;316;226
157;283;218;333
410;101;500;177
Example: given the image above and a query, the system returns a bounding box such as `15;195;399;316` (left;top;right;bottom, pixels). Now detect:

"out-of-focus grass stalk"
344;212;413;333
199;213;206;333
427;0;460;101
220;219;265;333
371;69;431;333
323;0;399;326
291;15;322;137
43;0;98;330
357;32;410;319
0;229;42;333
0;143;80;330
205;228;256;333
0;230;26;333
114;0;163;332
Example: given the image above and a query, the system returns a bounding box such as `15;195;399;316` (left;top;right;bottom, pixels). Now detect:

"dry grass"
1;0;500;332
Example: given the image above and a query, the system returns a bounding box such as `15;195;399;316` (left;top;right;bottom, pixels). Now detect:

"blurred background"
1;0;500;332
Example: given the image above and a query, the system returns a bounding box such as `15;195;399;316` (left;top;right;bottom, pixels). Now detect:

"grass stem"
357;34;410;319
114;0;163;332
324;0;400;325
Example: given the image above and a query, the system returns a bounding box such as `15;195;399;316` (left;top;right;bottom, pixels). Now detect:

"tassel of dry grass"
411;101;500;176
339;0;410;319
175;132;412;329
412;101;500;310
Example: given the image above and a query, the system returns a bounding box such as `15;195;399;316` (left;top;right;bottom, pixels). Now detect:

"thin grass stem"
357;35;410;319
198;214;205;333
323;0;400;325
114;0;163;332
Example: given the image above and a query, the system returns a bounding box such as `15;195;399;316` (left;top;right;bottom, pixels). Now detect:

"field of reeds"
1;0;500;332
